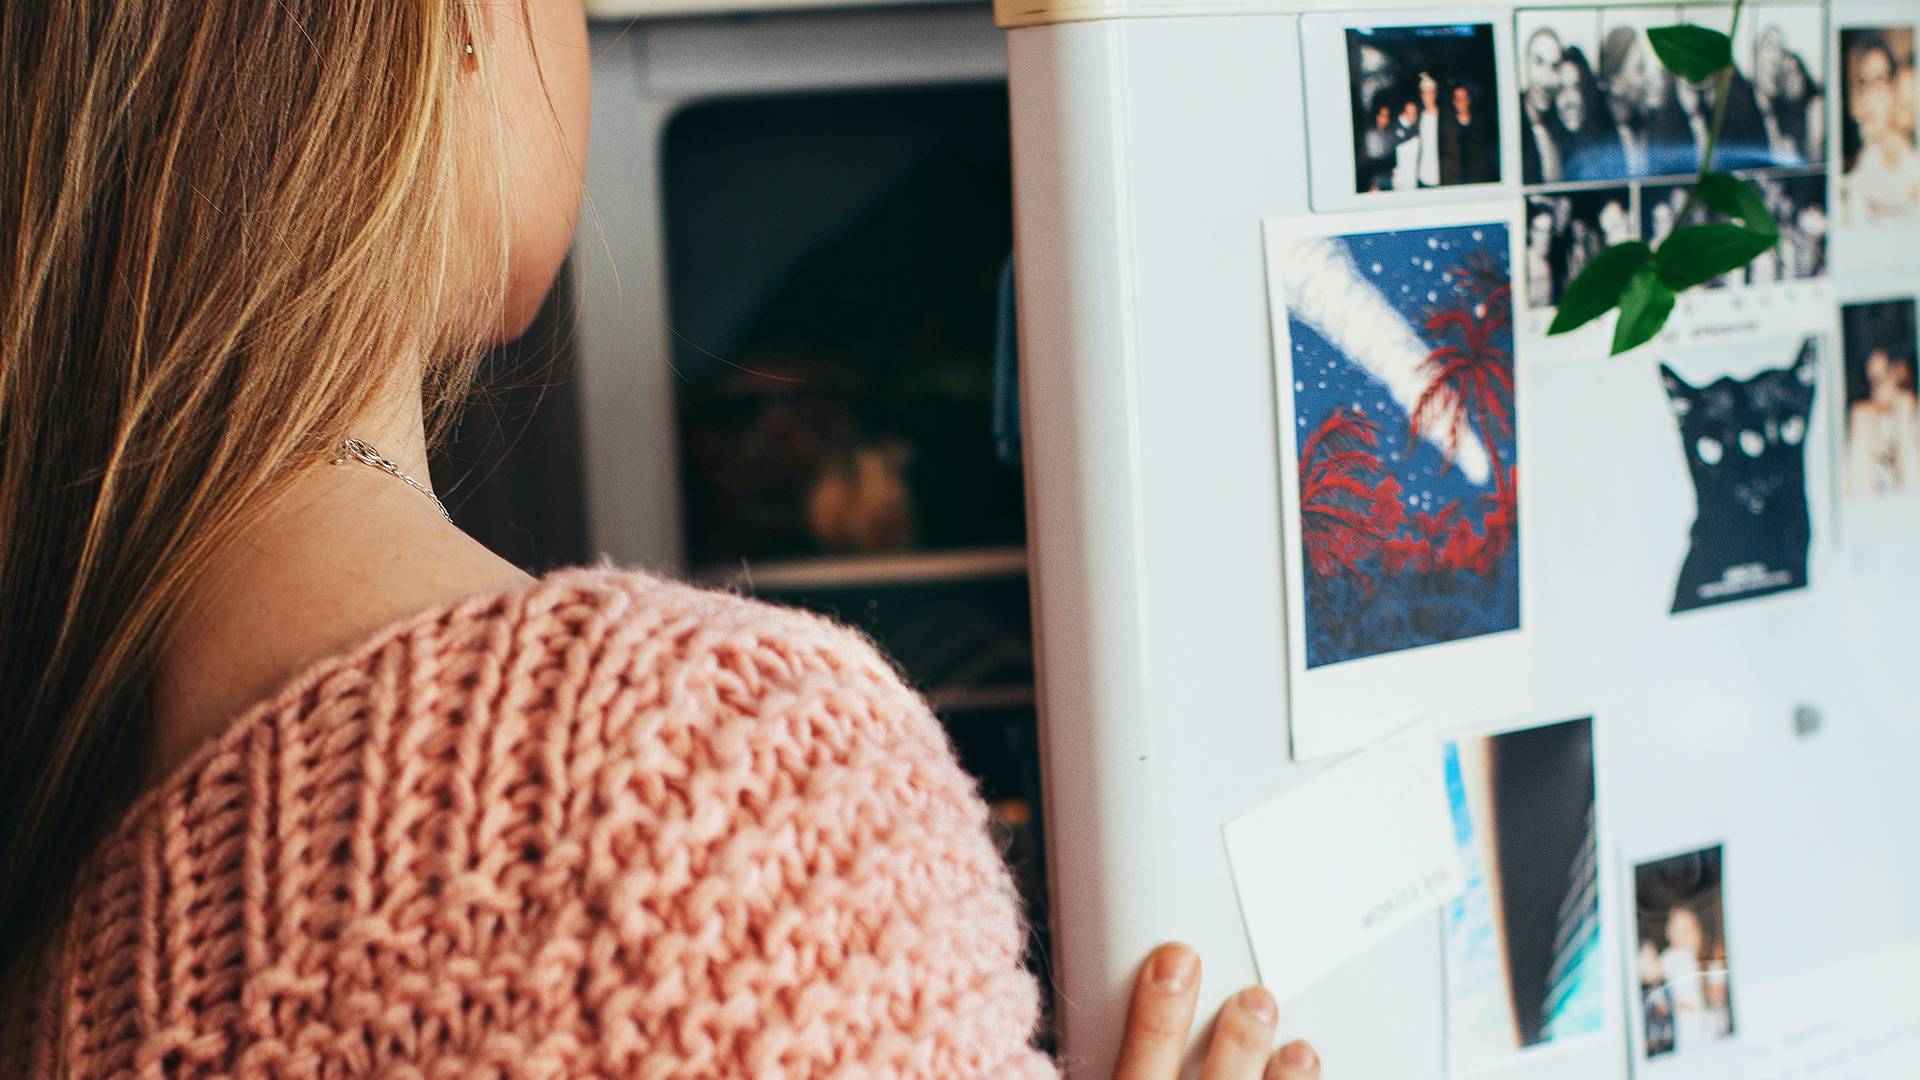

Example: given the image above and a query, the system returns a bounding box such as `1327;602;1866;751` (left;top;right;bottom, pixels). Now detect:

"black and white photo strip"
1516;6;1830;313
1346;24;1502;194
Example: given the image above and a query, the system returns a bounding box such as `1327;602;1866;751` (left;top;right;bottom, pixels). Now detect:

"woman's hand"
1112;943;1321;1080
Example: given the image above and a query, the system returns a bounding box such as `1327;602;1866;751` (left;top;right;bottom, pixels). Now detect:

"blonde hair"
0;0;530;987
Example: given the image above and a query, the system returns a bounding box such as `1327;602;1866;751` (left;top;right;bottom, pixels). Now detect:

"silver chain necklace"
329;436;452;522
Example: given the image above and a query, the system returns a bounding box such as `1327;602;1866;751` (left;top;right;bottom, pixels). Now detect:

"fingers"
1264;1039;1322;1080
1111;943;1201;1080
1198;987;1278;1080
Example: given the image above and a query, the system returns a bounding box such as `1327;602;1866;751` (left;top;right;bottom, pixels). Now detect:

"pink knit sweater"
24;564;1058;1079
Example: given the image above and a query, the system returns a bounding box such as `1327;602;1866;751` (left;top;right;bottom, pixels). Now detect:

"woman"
1361;103;1398;192
1553;46;1630;181
1847;344;1920;497
1842;34;1920;222
0;3;1319;1078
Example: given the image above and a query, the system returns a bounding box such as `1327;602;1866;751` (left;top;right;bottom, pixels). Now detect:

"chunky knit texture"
22;563;1057;1079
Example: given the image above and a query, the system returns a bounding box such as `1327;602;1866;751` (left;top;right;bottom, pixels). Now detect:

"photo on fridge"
1346;23;1503;194
1633;844;1735;1061
1265;203;1531;760
1442;716;1606;1074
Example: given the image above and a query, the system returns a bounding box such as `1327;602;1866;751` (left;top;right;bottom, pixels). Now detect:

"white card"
1223;732;1462;1002
1741;940;1920;1080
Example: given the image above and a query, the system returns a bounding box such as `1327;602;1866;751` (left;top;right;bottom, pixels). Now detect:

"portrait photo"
1347;24;1502;194
1840;298;1920;499
1839;26;1920;223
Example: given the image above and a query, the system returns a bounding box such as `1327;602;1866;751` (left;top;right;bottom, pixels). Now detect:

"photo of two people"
1346;24;1502;194
1635;845;1735;1060
1839;26;1920;222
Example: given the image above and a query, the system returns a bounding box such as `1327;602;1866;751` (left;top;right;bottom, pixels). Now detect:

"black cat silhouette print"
1659;337;1820;613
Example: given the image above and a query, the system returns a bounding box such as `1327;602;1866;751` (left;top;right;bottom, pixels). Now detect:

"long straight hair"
0;0;529;991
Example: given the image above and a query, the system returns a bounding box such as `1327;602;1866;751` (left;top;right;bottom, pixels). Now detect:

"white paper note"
1223;732;1462;1002
1740;940;1920;1079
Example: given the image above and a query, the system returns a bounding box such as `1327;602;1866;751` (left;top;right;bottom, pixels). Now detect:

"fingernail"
1280;1040;1320;1072
1237;986;1278;1024
1152;945;1197;992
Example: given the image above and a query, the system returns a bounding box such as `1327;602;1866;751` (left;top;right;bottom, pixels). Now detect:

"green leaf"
1694;172;1779;238
1548;242;1654;336
1611;266;1676;355
1653;224;1776;289
1648;25;1733;82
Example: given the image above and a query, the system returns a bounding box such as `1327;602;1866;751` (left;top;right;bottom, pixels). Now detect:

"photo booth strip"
1264;203;1532;761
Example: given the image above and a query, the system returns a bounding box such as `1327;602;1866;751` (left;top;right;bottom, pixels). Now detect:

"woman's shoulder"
38;562;1051;1078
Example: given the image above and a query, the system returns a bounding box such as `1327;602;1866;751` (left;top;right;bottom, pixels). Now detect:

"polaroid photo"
1836;23;1920;227
1302;12;1514;214
1655;335;1824;615
1625;841;1740;1077
1523;186;1637;309
1835;294;1920;544
1441;716;1612;1076
1265;203;1530;761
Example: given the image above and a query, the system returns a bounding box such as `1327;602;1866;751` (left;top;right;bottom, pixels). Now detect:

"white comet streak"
1276;233;1491;485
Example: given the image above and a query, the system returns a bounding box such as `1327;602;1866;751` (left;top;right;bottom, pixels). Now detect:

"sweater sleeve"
580;590;1061;1080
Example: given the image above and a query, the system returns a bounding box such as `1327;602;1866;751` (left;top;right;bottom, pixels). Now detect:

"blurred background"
427;0;1052;1045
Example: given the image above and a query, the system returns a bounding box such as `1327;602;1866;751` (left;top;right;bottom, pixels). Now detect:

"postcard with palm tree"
1266;204;1532;760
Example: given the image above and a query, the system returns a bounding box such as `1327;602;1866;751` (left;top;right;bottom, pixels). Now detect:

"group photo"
1525;186;1636;307
1519;6;1827;185
1346;23;1502;193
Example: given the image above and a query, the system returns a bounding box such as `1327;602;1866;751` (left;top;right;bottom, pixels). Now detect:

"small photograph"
1839;27;1920;223
1444;717;1604;1074
1274;218;1519;667
1595;7;1700;179
1640;182;1740;290
1750;8;1828;168
1634;845;1735;1060
1659;337;1819;614
1744;173;1828;283
1346;24;1502;194
1840;298;1920;499
1692;11;1777;176
1523;186;1636;308
1520;9;1634;184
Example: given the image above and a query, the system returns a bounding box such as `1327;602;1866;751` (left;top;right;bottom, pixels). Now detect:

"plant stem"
1669;0;1747;230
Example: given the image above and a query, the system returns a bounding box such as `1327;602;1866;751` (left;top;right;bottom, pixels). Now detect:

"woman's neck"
146;375;534;784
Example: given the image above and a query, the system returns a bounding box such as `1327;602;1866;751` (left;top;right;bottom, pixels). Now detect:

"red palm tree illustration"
1409;257;1515;495
1407;501;1459;577
1298;408;1405;580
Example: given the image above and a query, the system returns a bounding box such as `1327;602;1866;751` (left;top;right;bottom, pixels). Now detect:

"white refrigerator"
1003;0;1920;1076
